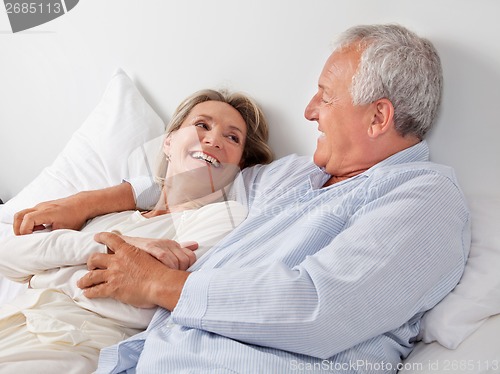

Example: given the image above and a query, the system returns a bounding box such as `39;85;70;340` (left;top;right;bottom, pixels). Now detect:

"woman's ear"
163;134;172;158
367;98;395;138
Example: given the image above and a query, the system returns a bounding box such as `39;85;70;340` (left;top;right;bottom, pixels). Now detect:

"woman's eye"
195;122;209;130
227;135;240;144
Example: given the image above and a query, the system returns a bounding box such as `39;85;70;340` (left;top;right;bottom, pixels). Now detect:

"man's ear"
367;98;395;138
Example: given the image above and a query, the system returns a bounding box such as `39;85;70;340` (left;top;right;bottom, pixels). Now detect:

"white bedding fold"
0;230;105;283
0;202;247;329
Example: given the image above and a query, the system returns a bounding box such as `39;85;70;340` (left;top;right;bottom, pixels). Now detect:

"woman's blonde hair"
156;89;273;183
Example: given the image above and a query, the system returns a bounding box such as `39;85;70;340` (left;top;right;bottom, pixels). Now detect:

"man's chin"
312;153;326;169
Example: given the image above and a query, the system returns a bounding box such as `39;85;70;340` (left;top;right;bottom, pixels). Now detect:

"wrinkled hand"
13;196;89;235
120;235;198;270
77;232;189;310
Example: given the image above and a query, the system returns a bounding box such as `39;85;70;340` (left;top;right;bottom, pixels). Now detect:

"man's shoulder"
366;141;460;187
366;160;469;219
370;160;460;188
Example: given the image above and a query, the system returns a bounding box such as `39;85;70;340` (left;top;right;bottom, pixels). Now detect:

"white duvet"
0;201;246;372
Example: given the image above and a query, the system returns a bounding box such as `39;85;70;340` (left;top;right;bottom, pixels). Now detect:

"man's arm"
13;182;136;235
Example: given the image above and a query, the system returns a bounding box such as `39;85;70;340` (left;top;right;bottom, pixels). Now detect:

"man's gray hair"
335;24;443;139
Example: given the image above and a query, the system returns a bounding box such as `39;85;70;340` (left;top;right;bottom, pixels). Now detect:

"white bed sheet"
0;215;27;306
0;221;11;239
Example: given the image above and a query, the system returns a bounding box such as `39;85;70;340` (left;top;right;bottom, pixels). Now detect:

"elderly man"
15;24;470;373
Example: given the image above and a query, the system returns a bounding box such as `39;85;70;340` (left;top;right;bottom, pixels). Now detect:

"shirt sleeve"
124;176;162;210
172;172;471;359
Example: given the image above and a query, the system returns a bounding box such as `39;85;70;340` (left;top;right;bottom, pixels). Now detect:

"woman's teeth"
191;151;221;168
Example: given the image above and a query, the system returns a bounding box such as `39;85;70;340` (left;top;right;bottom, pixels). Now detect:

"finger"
119;235;145;248
164;246;191;270
33;224;47;232
18;211;55;236
94;232;128;253
19;213;44;236
80;280;116;300
13;209;35;235
86;252;112;271
121;236;183;253
180;241;199;251
148;248;179;269
157;245;196;270
77;269;106;290
178;246;197;269
13;209;27;235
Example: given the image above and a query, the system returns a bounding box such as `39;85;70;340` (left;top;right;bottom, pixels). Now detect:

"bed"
1;1;499;372
0;68;499;372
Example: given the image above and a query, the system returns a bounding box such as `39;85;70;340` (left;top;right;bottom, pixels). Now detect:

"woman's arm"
13;182;136;235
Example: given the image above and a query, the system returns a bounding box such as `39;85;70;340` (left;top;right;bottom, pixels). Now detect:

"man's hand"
13;183;136;236
77;232;189;310
120;235;198;270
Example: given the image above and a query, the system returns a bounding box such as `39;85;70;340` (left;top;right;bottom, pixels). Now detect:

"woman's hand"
118;235;198;270
13;183;136;235
13;195;90;235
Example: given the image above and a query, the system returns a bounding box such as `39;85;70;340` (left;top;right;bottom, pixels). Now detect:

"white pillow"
0;69;165;224
402;314;500;373
419;196;500;349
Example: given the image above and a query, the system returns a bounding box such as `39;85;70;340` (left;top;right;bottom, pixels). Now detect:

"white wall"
1;0;499;201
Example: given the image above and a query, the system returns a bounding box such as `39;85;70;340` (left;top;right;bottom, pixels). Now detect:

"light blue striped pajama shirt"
98;141;470;373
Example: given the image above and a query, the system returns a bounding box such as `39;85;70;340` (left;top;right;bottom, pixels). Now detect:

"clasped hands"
13;192;196;310
77;232;196;310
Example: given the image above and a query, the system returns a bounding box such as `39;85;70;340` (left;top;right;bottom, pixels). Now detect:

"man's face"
304;47;374;180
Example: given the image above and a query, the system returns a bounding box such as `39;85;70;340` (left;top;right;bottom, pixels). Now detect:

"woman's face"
164;100;247;191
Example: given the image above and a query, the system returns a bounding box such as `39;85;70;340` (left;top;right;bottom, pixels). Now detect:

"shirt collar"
366;140;430;172
310;140;430;188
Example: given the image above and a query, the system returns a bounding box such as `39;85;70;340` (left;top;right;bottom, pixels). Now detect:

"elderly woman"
0;89;273;373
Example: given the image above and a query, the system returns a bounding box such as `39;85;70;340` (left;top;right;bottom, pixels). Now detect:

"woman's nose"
203;130;222;149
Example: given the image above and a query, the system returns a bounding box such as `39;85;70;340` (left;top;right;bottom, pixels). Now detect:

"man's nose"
304;94;320;122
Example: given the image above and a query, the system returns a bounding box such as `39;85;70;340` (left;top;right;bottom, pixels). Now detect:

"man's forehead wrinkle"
326;62;339;77
322;60;342;86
